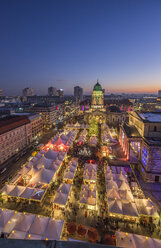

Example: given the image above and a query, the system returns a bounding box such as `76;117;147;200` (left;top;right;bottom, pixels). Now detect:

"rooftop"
93;82;102;92
138;112;161;123
123;123;141;138
107;106;122;113
0;115;30;135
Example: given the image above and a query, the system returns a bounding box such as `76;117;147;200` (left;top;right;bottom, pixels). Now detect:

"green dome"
93;82;102;91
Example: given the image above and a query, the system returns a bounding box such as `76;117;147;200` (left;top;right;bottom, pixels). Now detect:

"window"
155;176;159;182
154;126;157;132
138;142;140;153
142;146;148;167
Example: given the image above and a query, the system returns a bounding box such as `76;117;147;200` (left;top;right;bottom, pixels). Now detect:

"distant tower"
91;80;104;109
0;89;3;97
57;89;64;97
22;87;34;96
158;90;161;97
48;87;57;96
74;86;83;104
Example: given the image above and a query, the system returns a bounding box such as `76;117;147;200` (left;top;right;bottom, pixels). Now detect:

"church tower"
91;80;104;110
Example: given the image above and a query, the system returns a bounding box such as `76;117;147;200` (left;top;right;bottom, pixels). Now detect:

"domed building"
91;80;104;110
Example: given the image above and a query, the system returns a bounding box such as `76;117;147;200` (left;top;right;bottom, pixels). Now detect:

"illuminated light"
148;198;150;201
23;212;26;215
126;233;128;236
115;198;117;201
42;165;44;168
146;237;148;240
28;234;31;238
12;230;15;234
60;190;61;193
46;238;48;241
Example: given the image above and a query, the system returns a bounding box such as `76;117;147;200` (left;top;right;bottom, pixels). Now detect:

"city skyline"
0;0;161;95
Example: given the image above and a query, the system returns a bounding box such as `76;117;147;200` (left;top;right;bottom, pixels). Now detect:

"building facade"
119;111;161;182
27;114;43;140
106;106;126;127
31;104;57;129
0;116;31;165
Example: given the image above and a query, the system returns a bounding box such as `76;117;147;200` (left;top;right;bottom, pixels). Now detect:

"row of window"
142;146;148;167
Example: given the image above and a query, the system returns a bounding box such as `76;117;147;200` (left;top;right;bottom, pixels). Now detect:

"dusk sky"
0;0;161;95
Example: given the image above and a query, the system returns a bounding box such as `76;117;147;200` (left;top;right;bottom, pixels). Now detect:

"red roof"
0;116;30;135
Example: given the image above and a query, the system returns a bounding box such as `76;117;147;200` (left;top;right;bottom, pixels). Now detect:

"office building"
57;89;64;97
48;87;57;96
158;90;161;97
22;88;34;97
74;86;83;104
0;89;3;97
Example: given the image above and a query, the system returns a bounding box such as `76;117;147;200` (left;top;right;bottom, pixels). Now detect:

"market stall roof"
105;172;116;180
58;183;71;194
122;201;138;217
14;213;35;232
119;189;134;201
30;189;45;201
2;212;22;234
116;173;127;181
43;219;64;240
18;167;30;175
27;166;38;176
64;171;74;180
0;209;14;229
0;208;63;241
26;233;42;240
20;187;35;199
107;188;120;200
106;180;118;190
135;199;159;217
28;216;49;235
31;168;55;184
80;196;88;204
54;137;67;146
118;180;130;191
53;192;68;206
115;231;161;248
35;156;53;168
1;184;15;195
44;149;59;160
84;163;97;171
87;197;96;205
108;199;122;214
9;230;27;239
9;186;26;197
